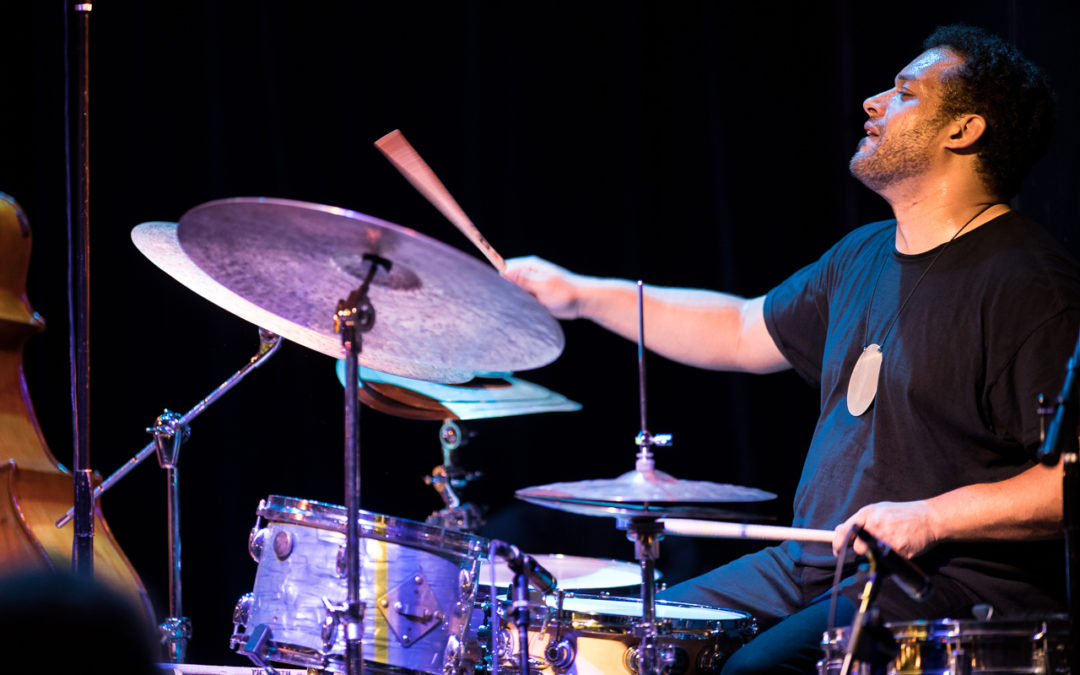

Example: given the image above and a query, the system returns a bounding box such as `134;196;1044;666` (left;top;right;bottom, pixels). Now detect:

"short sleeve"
763;260;831;387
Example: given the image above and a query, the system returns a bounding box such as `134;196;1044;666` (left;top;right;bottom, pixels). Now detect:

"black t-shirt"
763;211;1080;612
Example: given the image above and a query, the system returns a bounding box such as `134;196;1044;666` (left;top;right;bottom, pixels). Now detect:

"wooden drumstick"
658;519;835;543
375;129;506;273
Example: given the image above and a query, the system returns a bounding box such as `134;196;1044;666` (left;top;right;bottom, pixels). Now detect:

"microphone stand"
68;0;94;580
1037;327;1080;670
838;554;897;675
510;570;531;675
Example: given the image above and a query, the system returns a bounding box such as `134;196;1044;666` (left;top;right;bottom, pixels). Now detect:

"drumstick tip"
374;128;404;149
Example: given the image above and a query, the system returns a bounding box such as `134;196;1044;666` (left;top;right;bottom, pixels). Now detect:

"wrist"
921;497;948;544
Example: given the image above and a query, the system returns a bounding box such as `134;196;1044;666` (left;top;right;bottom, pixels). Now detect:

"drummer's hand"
503;256;585;319
832;500;939;560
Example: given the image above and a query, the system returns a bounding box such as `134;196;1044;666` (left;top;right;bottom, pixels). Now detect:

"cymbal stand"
424;419;484;532
56;328;281;528
618;516;672;675
54;328;281;663
150;409;192;663
334;254;390;675
625;280;674;675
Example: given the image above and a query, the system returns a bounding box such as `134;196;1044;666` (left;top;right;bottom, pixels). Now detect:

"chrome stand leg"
150;411;192;663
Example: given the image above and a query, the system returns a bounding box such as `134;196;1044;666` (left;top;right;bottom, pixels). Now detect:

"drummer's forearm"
925;460;1064;543
575;281;789;373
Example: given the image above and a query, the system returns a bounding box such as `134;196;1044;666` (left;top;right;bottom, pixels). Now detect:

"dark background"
3;0;1078;667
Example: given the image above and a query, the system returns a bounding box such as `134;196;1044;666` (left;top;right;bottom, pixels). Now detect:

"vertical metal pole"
343;331;364;675
152;411;192;663
1064;451;1078;672
70;0;95;577
166;465;181;620
637;281;647;434
336;256;386;675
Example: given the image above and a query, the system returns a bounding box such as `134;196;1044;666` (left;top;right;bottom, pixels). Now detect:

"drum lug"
950;647;971;675
321;598;348;653
233;592;254;629
494;627;514;663
624;642;684;675
545;638;575;670
443;634;464;674
248;526;268;562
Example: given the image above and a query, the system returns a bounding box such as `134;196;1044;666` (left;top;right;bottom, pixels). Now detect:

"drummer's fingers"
502;255;547;285
832;510;868;557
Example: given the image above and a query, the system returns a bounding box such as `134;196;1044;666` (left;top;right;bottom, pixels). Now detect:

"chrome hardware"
443;635;464;674
624;642;677;675
248;527;268;562
321;598;348;653
272;530;294;561
378;571;445;648
232;592;254;628
545;638;575;670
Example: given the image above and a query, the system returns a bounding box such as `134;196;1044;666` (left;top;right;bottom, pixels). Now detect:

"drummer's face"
849;47;960;191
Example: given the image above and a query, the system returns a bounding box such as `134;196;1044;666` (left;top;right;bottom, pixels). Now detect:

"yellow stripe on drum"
372;517;389;665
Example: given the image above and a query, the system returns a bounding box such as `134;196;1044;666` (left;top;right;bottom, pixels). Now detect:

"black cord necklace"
846;203;999;416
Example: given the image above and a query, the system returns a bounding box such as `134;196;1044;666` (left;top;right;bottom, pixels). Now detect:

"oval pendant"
847;344;882;416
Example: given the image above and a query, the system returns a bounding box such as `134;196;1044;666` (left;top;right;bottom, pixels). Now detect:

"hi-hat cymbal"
516;468;775;519
139;197;564;384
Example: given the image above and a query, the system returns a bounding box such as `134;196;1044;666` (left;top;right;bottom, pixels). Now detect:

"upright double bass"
0;192;151;617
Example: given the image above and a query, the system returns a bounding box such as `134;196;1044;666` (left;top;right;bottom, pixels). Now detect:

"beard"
849;118;943;191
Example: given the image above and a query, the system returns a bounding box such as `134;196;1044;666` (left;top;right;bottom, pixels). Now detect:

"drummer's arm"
503;256;791;373
834;458;1065;559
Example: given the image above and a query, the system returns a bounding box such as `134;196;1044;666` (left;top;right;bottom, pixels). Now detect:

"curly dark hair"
923;24;1055;198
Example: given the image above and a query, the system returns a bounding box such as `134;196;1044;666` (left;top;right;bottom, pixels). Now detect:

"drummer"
505;24;1076;673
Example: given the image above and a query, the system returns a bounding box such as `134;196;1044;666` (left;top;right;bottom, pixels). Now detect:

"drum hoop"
257;495;486;556
550;594;752;634
885;616;1070;639
825;616;1070;647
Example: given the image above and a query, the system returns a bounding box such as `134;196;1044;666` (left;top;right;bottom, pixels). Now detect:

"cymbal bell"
136;198;564;384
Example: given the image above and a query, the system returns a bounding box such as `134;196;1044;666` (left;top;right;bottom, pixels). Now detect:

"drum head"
478;554;655;589
550;594;749;632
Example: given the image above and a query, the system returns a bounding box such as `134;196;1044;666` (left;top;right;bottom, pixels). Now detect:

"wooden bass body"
0;192;152;618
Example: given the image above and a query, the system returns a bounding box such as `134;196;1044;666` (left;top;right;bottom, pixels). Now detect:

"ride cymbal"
137;198;564;384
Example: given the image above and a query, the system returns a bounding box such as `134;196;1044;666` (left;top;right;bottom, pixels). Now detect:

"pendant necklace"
846;203;997;416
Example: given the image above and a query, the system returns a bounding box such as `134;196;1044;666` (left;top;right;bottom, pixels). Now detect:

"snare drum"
820;617;1070;675
499;594;756;674
230;495;487;674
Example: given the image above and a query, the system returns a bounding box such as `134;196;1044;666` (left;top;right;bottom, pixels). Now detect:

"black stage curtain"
2;0;1078;666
